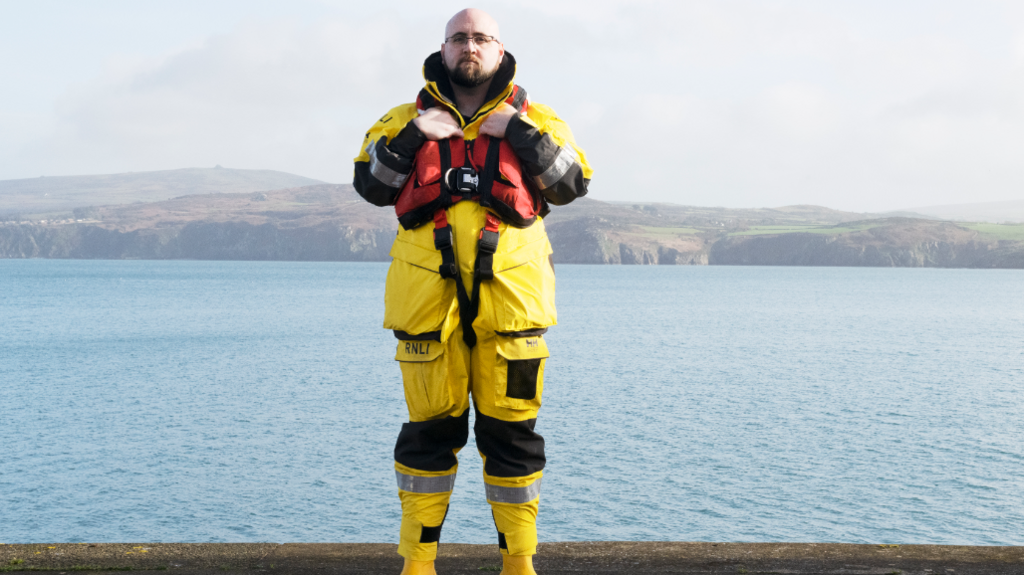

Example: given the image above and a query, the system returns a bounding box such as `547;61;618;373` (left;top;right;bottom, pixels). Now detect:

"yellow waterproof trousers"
384;201;556;561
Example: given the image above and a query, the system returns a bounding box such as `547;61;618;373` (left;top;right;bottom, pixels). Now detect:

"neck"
452;78;494;119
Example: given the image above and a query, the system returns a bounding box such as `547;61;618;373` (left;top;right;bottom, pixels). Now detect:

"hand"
478;103;519;139
413;108;464;140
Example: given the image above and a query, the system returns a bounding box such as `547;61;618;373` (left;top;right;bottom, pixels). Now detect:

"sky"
2;0;1024;212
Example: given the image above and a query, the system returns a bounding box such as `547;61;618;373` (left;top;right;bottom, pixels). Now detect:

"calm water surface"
1;260;1022;545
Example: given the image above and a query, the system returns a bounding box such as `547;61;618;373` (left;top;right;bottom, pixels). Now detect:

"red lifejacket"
394;85;542;230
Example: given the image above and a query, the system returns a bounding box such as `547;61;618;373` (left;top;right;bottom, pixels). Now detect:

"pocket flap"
396;340;444;362
390;237;442;270
496;335;550;361
492;236;552;273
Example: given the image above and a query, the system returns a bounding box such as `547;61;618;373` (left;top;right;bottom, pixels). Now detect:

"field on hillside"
962;223;1024;241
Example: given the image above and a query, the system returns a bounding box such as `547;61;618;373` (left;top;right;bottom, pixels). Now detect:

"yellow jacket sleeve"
353;104;422;206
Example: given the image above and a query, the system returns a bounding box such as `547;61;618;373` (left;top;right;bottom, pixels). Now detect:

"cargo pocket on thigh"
494;334;549;411
396;340;454;420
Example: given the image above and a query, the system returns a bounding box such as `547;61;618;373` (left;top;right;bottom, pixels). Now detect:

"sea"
1;260;1022;545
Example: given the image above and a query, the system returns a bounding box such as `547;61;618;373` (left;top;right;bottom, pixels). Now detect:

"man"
353;8;592;575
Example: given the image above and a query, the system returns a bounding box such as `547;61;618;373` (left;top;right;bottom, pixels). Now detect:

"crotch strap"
432;209;501;349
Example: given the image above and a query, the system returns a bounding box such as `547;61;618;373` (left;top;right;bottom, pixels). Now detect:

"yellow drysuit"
353;50;592;561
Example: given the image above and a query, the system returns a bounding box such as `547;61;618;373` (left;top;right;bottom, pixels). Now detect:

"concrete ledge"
2;542;1022;574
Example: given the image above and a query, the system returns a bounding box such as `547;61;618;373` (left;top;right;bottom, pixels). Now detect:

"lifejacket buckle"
445;167;479;194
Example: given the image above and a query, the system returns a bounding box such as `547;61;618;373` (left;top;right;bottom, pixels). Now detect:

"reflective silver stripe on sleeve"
533;145;579;190
367;141;410;188
395;470;457;493
484;477;542;504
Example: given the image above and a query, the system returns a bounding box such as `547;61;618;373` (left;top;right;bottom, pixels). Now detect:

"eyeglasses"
445;34;499;47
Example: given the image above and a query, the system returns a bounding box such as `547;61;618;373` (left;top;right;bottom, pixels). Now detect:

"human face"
441;15;504;88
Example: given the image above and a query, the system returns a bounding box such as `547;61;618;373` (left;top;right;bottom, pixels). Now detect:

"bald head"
445;8;500;41
440;7;506;93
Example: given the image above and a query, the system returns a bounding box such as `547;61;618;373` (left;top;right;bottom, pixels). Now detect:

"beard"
446;56;498;88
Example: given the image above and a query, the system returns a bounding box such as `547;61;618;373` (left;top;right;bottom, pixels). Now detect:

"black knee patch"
474;409;545;477
395;410;470;472
420;505;448;544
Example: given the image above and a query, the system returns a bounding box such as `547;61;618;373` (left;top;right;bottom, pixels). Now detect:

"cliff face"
546;218;709;265
0;184;397;261
0;221;393;261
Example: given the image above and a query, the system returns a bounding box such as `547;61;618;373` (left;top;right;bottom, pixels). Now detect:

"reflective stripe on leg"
485;476;541;504
396;470;457;494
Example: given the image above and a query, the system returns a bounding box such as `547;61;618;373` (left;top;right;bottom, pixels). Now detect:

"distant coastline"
2;168;1023;268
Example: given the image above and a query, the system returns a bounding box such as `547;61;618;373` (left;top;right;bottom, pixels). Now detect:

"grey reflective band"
533;145;578;190
367;141;410;188
395;470;457;493
485;478;542;504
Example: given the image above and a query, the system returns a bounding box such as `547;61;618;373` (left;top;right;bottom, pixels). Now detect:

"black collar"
423;50;517;107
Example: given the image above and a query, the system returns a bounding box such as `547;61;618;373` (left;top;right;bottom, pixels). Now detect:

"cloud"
13;16;435;182
6;0;1024;211
540;0;1024;210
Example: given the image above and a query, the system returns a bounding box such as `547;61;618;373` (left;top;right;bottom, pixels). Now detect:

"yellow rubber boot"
500;554;537;575
399;559;436;575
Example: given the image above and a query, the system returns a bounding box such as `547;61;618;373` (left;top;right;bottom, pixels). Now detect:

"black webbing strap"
438;138;452;199
475;214;500;281
429;137;503;350
462;213;501;348
433;140;455;277
434;220;457;280
472;137;503;283
476;136;502;204
433;215;478;349
431;220;499;351
455;266;478;349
